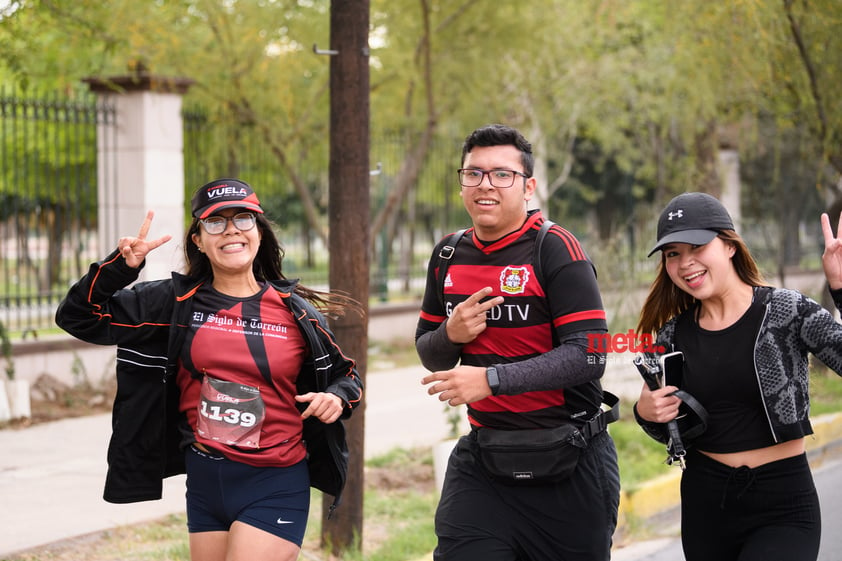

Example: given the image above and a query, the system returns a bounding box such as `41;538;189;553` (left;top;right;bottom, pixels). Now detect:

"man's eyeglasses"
457;168;529;188
199;212;257;235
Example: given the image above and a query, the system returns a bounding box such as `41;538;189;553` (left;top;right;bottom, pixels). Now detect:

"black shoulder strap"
670;389;710;439
436;220;554;307
436;229;467;309
581;390;620;440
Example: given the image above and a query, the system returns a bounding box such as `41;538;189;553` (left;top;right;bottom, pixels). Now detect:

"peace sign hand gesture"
821;212;842;290
118;211;172;269
445;286;504;344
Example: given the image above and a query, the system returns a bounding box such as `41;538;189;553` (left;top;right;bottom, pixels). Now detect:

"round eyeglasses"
199;212;257;235
457;168;529;188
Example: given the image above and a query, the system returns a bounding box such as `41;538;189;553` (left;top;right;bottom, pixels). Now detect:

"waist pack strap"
581;391;620;441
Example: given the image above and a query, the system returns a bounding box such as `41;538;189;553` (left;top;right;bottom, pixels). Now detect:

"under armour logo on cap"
648;192;735;257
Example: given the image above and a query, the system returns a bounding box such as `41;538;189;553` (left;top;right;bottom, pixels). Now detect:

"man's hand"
118;210;172;269
422;365;491;406
445;287;504;344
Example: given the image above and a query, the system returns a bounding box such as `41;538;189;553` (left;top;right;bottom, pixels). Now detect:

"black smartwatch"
486;366;500;396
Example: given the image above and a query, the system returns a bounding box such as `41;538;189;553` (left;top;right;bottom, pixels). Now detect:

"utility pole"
323;0;370;554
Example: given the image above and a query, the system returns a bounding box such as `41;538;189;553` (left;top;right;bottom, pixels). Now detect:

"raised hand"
118;210;172;268
821;212;842;290
445;286;504;344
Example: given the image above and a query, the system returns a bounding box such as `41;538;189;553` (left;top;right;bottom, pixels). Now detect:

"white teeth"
476;200;497;206
221;243;245;250
685;271;704;281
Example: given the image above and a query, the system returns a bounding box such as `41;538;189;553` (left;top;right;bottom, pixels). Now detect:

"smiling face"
662;236;738;299
459;144;536;240
192;207;262;281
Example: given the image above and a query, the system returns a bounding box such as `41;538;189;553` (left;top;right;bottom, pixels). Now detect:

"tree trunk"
323;0;370;554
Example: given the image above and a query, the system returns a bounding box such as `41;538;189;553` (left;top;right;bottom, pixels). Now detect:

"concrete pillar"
84;67;194;281
717;148;742;231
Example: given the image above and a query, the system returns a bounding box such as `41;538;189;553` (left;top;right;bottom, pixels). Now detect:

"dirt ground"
1;373;116;430
6;453;435;561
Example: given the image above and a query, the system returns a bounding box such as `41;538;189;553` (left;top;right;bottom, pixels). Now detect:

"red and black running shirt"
417;211;607;429
177;283;308;467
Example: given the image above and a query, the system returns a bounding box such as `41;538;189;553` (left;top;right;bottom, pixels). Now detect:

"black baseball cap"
648;192;735;257
191;178;264;219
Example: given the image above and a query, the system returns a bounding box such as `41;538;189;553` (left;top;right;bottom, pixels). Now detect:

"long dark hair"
183;214;361;319
636;230;769;335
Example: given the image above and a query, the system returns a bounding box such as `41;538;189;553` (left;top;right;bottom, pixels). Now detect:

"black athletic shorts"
184;444;310;546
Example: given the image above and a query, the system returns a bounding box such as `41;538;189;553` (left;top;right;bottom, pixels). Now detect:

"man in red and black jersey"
416;124;620;560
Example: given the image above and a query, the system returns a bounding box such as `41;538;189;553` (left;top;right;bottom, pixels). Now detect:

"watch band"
486;366;500;396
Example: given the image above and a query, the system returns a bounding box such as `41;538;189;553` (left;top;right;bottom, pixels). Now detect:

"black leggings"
680;449;821;561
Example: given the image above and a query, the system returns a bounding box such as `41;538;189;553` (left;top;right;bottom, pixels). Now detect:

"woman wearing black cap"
634;192;842;561
56;178;363;561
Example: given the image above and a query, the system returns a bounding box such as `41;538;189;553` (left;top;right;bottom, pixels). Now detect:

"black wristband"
486;366;500;396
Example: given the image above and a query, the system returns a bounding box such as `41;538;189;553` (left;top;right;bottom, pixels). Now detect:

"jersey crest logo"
500;266;530;294
443;272;454;289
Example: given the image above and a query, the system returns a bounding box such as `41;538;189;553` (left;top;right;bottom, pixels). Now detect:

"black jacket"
55;250;363;509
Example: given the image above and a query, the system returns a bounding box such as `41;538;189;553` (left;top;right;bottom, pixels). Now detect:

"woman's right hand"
636;382;682;423
118;210;172;269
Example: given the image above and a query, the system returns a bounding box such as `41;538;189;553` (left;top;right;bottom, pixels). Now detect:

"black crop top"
674;295;775;453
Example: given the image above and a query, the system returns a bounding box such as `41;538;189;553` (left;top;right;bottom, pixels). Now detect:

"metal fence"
0;95;464;334
0;88;115;335
0;89;828;336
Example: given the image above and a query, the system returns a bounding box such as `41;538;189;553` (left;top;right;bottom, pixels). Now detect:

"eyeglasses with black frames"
457;168;529;188
199;212;257;235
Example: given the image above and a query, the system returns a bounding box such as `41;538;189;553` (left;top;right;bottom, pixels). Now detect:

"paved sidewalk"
0;364;461;557
0;413;183;556
0;356;646;557
7;354;836;559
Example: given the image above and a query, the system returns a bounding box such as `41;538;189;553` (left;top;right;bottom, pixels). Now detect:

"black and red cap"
191;178;264;219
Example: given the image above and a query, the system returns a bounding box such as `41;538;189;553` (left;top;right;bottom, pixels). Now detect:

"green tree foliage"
1;0;840;258
2;0;336;239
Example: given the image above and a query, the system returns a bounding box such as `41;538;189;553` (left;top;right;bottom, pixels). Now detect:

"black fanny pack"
476;392;619;485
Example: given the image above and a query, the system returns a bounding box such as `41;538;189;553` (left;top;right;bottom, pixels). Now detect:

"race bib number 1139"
197;375;265;448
